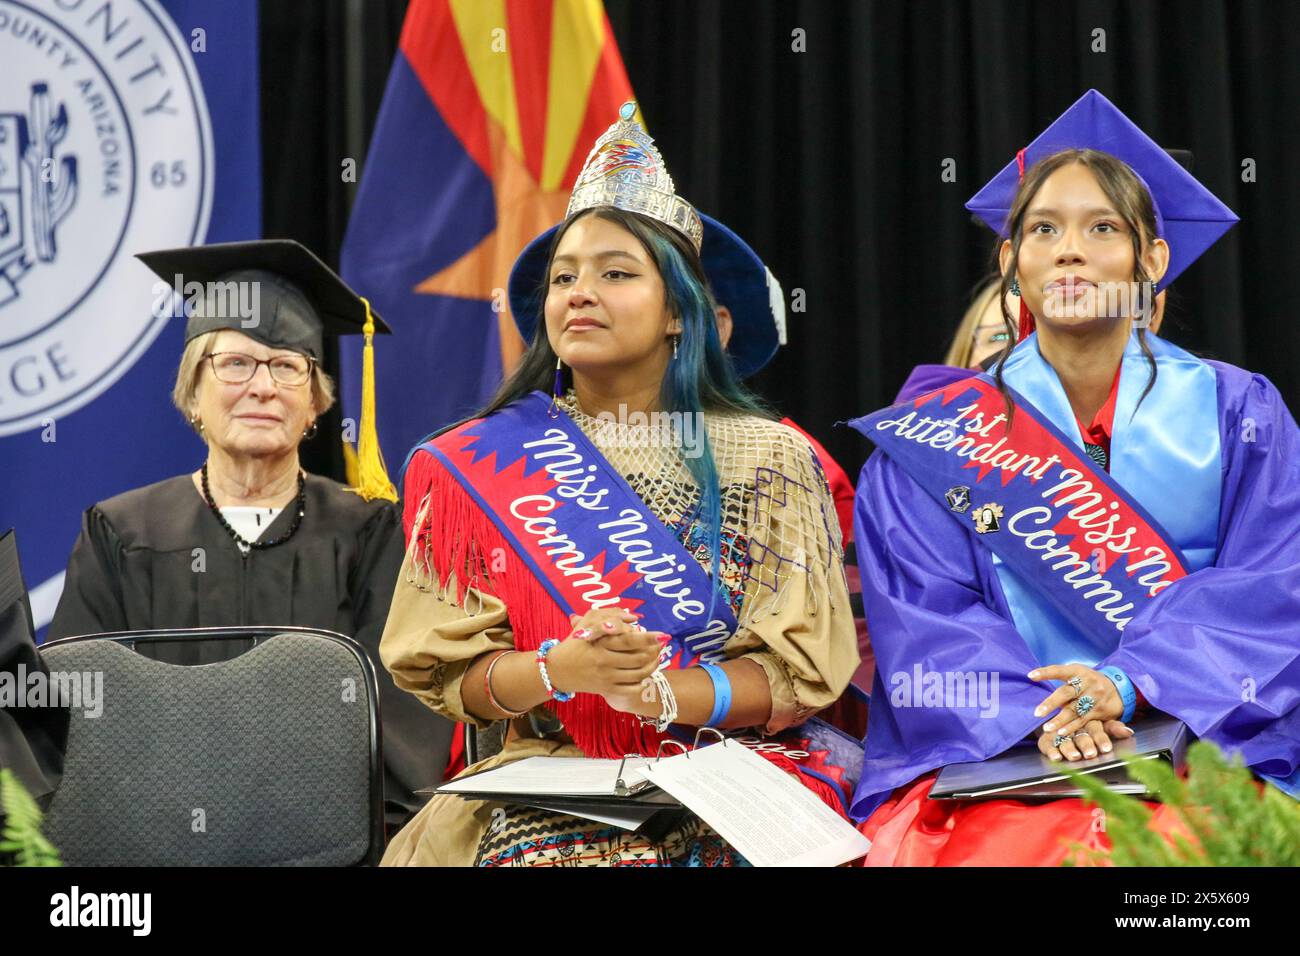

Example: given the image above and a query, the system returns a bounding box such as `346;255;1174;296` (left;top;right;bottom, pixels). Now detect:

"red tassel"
1013;146;1036;344
1017;296;1036;343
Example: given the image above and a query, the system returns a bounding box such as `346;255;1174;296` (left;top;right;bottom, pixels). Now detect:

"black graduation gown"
47;474;452;822
1;531;68;810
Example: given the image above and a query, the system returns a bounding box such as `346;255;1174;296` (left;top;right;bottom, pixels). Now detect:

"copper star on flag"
414;117;570;374
403;0;636;378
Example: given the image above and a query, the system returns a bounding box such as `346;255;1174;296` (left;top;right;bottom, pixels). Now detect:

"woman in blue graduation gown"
849;91;1300;865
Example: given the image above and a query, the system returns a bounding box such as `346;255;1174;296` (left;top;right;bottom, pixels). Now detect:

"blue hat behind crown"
965;89;1238;292
507;102;786;379
508;213;785;380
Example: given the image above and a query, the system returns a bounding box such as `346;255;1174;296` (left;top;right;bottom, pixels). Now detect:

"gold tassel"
349;297;398;502
342;439;360;488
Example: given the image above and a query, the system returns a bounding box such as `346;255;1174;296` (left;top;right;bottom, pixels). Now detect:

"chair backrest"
463;719;508;767
40;627;384;866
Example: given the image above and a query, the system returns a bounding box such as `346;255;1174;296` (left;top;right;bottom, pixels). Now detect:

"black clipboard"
930;712;1191;801
421;731;732;836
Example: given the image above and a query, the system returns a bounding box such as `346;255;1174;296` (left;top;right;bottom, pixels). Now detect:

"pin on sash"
973;502;1004;534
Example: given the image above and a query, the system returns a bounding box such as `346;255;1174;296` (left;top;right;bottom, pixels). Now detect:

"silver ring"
1075;695;1096;717
1072;730;1091;738
1052;734;1069;748
1068;676;1084;698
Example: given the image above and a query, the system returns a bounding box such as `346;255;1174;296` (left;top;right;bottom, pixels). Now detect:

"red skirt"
857;774;1189;866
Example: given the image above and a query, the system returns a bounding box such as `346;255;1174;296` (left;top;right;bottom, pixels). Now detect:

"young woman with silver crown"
379;103;860;866
848;90;1300;865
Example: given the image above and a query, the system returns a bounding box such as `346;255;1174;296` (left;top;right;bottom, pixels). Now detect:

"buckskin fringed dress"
379;393;860;866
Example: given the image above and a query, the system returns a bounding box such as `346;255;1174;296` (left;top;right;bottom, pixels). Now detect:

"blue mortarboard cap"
965;89;1238;291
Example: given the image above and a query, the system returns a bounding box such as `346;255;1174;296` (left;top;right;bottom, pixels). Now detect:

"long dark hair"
416;205;772;607
475;206;770;422
992;148;1161;420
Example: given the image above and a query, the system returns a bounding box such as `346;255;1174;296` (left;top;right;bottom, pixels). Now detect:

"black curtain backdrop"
260;0;407;478
260;0;1300;483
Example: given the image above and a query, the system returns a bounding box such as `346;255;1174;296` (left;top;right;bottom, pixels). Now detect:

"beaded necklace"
200;462;306;552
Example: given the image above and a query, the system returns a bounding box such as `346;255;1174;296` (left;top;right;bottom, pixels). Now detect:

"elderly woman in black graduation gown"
47;240;452;824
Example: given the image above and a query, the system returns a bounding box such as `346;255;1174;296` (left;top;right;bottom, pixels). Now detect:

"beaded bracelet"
536;639;574;702
638;669;678;732
484;650;529;718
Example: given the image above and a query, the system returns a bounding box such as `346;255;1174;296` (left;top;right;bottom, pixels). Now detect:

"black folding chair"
463;719;508;768
39;626;384;866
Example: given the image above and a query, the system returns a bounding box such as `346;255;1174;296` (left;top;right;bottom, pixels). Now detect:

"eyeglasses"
204;351;314;386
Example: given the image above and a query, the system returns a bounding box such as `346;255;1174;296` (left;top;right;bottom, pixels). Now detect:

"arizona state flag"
340;0;635;474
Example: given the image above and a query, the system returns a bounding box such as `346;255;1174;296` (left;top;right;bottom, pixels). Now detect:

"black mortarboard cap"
135;239;390;361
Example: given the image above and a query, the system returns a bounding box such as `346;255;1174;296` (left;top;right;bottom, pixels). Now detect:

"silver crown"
565;101;704;252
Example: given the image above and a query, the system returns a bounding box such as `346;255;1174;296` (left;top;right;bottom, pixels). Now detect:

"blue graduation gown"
851;336;1300;819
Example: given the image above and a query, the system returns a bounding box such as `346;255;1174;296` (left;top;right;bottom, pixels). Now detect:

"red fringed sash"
405;440;856;826
404;445;673;759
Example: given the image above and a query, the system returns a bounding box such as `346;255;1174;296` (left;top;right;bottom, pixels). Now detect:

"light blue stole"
991;331;1222;666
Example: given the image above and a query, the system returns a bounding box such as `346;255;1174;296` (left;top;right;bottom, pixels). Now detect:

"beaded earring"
548;356;563;418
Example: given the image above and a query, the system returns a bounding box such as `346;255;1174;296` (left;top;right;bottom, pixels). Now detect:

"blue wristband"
1098;665;1136;723
700;664;732;727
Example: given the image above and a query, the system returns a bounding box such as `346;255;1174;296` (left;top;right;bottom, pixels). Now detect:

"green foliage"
0;768;62;867
1062;740;1300;866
